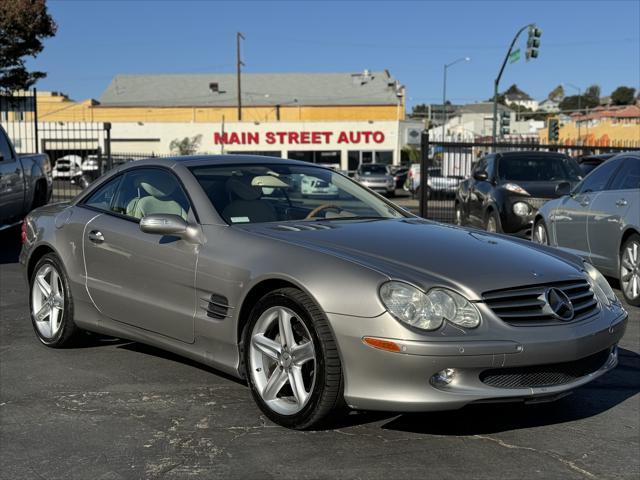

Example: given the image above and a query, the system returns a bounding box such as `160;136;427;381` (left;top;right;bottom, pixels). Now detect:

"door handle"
616;199;628;207
88;230;104;244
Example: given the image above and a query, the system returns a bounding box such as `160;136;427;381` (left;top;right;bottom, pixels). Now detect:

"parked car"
21;155;627;429
455;151;583;237
0;125;52;230
52;155;83;180
353;163;395;196
300;174;339;197
534;153;640;305
404;164;462;199
575;153;617;176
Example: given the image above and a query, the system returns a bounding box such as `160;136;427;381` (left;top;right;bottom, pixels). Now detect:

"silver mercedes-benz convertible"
20;155;628;429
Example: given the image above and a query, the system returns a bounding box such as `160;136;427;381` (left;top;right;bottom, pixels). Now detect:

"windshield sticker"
230;216;250;223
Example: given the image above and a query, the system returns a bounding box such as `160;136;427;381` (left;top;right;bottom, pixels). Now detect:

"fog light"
513;202;530;216
430;368;456;386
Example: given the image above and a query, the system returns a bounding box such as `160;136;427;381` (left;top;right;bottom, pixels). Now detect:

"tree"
0;0;57;92
584;84;601;104
611;86;636;105
170;135;202;155
548;85;565;102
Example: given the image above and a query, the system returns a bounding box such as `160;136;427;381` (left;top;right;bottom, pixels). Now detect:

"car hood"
499;180;580;198
243;218;585;300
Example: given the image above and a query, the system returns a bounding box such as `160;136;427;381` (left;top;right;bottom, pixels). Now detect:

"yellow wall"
34;93;404;123
539;117;640;147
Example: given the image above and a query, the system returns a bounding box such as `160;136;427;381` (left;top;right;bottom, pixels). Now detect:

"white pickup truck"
0;125;52;231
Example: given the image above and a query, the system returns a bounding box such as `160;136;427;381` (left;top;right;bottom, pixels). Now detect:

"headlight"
503;183;529;195
379;281;480;330
512;201;531;216
583;262;618;307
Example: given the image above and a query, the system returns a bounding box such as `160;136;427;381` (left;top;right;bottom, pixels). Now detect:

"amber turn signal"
362;337;402;353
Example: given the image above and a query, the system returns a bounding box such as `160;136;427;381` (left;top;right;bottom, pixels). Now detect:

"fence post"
419;130;429;218
32;88;39;154
104;122;112;171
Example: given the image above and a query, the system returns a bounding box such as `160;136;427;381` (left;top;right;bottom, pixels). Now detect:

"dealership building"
10;71;424;170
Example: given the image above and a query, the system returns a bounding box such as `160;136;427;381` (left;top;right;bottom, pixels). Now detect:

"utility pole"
442;57;470;142
236;32;245;121
492;24;541;145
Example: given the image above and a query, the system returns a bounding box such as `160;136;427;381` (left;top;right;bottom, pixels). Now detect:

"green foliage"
169;135;202;155
0;0;57;92
548;85;565;102
402;145;421;164
611;86;636;105
559;84;601;113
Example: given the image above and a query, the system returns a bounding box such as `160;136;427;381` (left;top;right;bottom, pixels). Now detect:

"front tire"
244;288;343;429
533;219;549;245
29;253;82;347
485;210;501;233
620;234;640;306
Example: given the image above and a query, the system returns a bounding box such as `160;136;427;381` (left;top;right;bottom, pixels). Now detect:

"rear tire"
620;234;640;306
29;253;82;347
244;287;344;429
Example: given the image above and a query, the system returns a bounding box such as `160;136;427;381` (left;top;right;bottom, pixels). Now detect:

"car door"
587;156;638;275
468;157;489;226
0;126;24;225
81;168;198;343
553;159;621;258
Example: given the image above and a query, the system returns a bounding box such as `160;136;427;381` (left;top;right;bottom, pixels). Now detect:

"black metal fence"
419;133;639;223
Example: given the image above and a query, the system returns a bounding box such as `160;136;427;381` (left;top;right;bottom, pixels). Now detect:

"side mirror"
139;214;200;242
555;182;571;197
473;170;488;181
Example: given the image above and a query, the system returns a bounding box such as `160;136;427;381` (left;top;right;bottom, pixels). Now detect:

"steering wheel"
305;203;341;219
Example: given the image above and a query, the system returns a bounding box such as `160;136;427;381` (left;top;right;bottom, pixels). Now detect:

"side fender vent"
201;294;232;320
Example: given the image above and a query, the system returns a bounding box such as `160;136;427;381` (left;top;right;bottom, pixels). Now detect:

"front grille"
480;348;611;389
525;197;552;210
483;279;599;326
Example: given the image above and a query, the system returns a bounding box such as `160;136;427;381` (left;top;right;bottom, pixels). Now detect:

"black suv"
455;151;583;237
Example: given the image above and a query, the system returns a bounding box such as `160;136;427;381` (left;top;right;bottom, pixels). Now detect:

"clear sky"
29;0;640;108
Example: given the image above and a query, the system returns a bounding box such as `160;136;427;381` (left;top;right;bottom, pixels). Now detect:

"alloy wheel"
621;240;640;301
31;264;65;339
455;206;462;225
249;306;316;415
534;223;548;244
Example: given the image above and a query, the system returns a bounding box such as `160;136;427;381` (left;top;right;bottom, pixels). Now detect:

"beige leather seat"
126;176;187;220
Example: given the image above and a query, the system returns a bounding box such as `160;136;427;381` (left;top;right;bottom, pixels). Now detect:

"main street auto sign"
213;130;386;145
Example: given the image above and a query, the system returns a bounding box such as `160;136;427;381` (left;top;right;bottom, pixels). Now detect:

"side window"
83;176;122;212
609;158;640;191
111;168;191;221
576;159;621;193
0;128;14;162
473;158;487;174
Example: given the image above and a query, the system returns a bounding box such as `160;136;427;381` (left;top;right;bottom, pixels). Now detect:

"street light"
442;57;471;142
564;82;582;141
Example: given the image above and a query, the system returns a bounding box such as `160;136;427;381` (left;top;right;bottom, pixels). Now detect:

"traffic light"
548;118;560;142
500;111;511;136
526;25;542;61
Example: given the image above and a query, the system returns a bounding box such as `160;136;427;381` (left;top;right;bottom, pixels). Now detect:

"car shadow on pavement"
117;341;247;386
378;347;639;436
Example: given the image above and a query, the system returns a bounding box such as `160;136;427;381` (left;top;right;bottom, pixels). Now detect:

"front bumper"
327;309;627;412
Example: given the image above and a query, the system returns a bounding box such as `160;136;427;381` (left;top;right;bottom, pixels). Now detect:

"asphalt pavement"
0;225;638;480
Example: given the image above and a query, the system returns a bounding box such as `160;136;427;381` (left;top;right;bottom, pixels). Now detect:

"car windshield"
359;164;388;175
498;156;582;182
190;163;406;224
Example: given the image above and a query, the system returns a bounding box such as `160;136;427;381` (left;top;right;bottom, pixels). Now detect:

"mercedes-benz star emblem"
544;288;574;321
